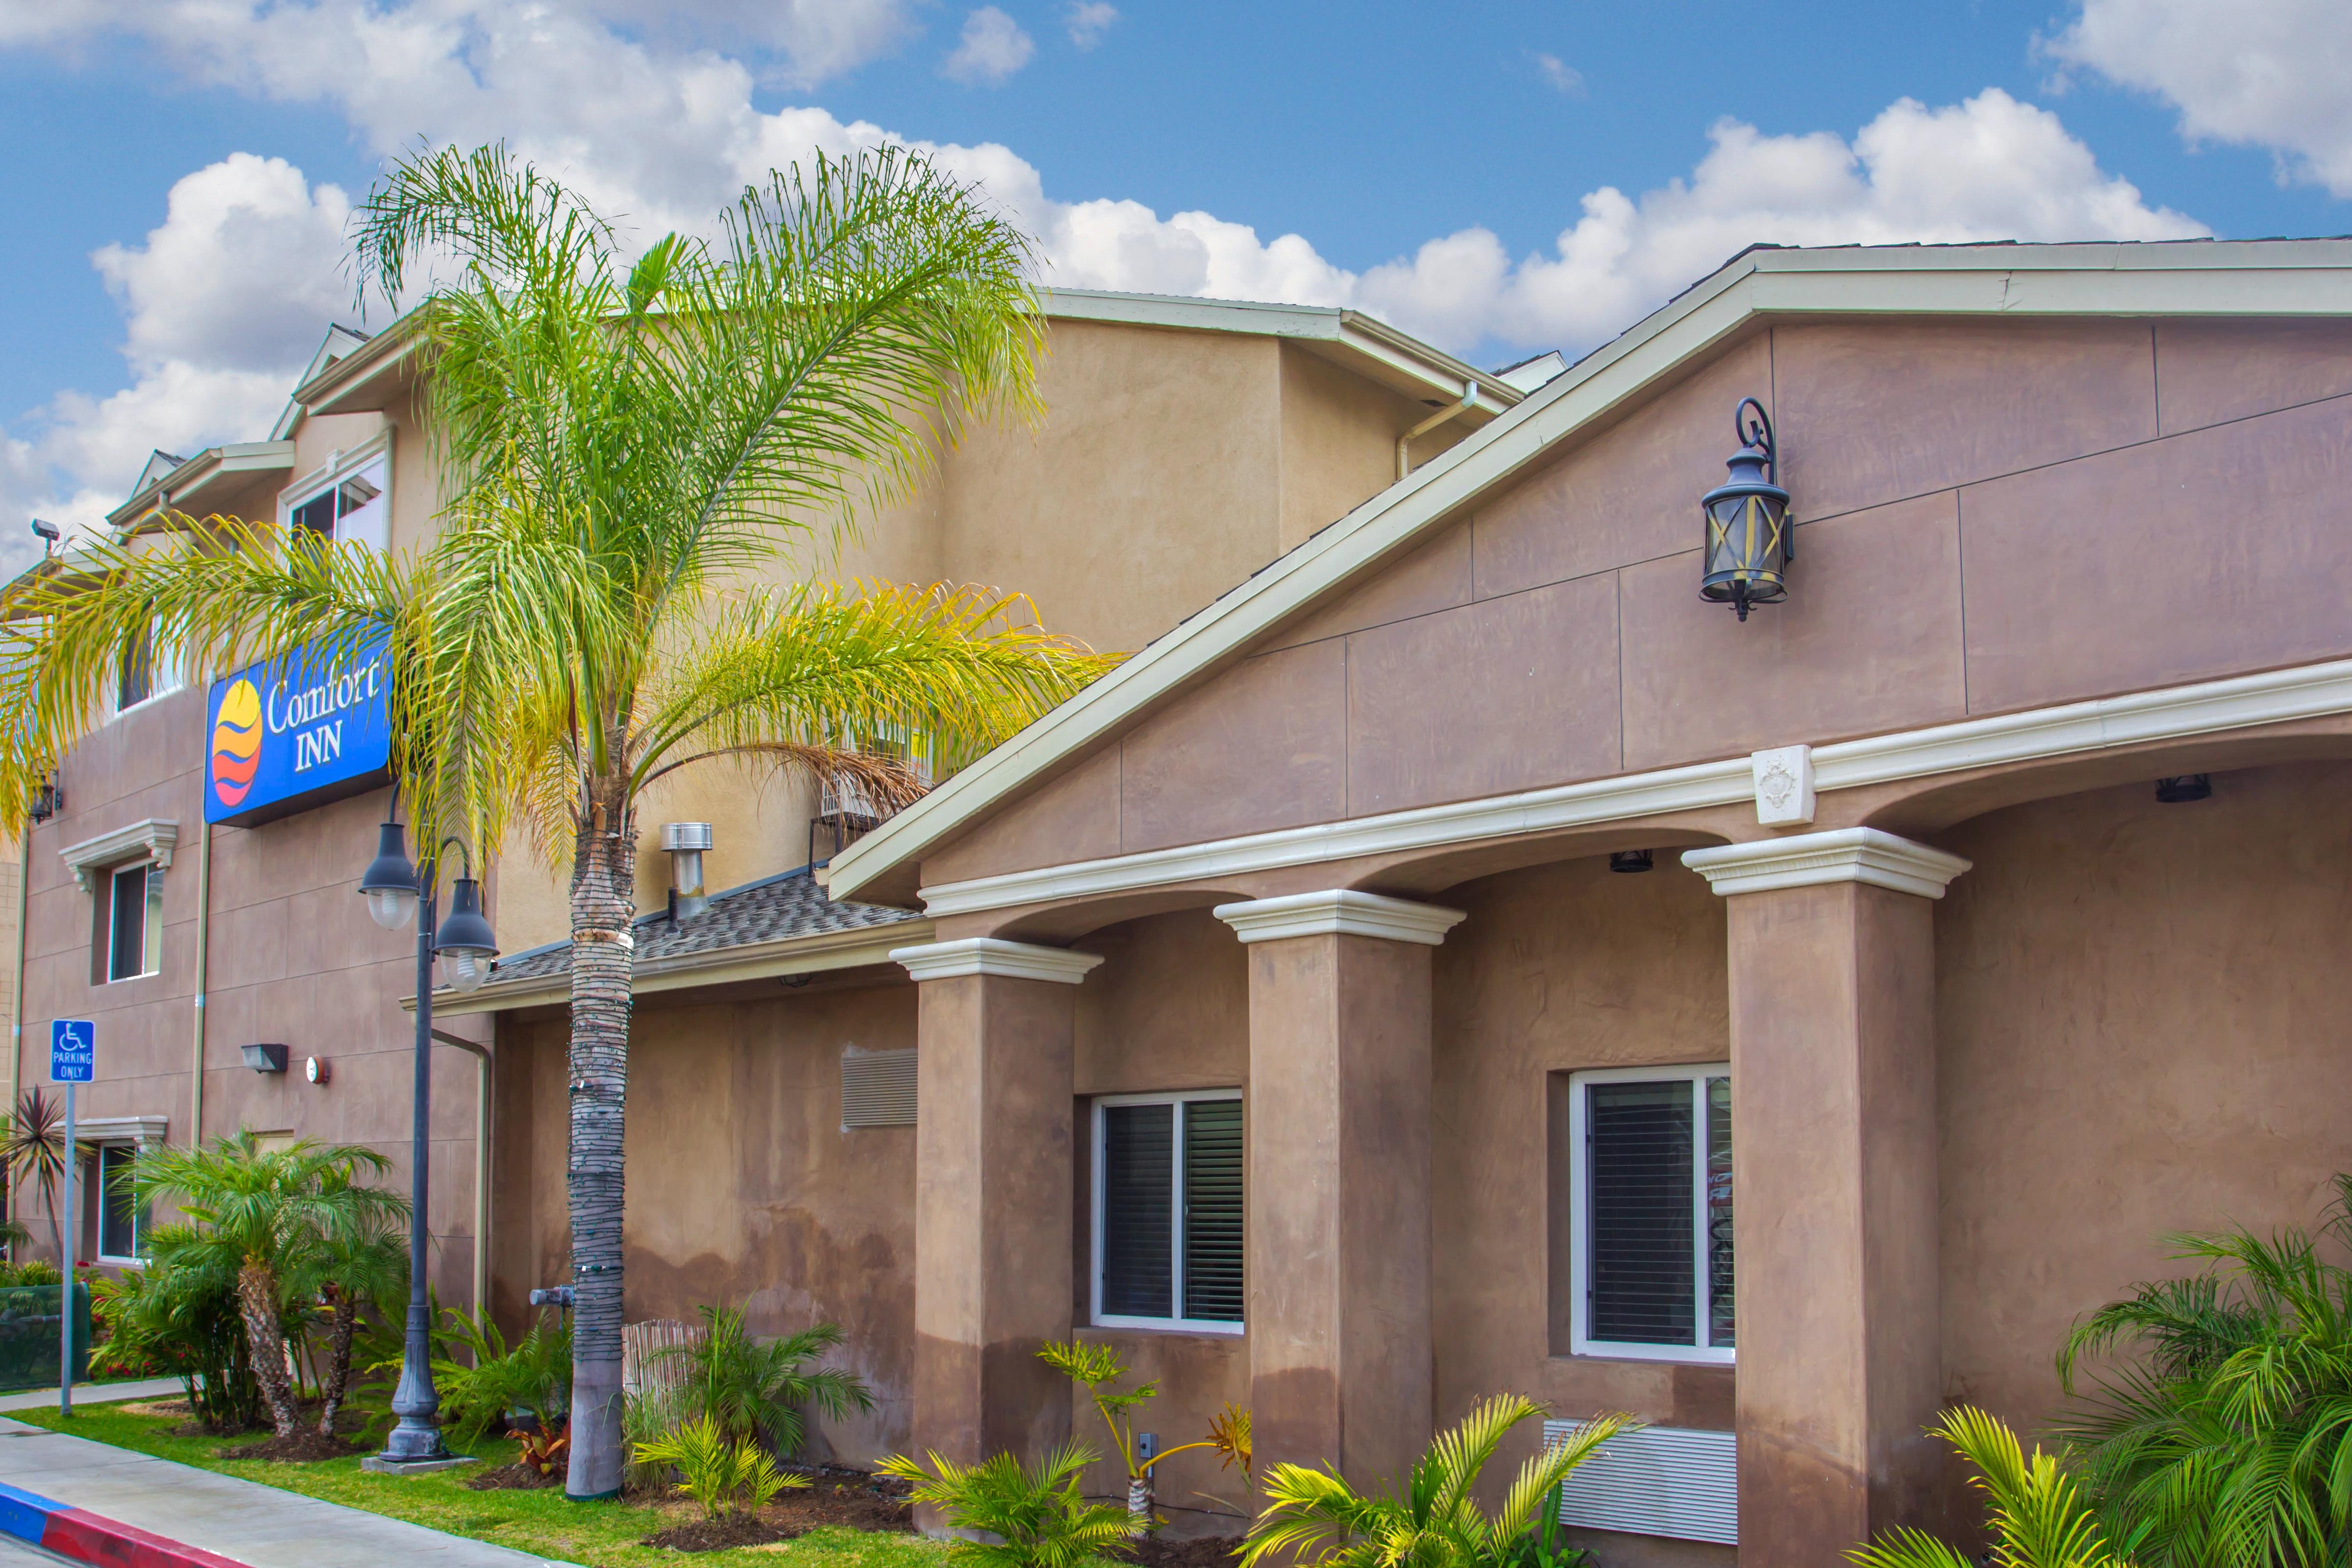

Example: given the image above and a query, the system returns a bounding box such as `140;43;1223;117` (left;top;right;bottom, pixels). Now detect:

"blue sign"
49;1020;92;1084
204;633;392;827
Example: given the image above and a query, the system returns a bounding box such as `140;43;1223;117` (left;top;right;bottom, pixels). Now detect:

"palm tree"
2;1089;84;1266
288;1184;410;1437
2048;1173;2352;1568
652;1303;873;1455
0;142;1109;1495
130;1133;407;1437
1849;1407;2133;1568
1241;1395;1631;1568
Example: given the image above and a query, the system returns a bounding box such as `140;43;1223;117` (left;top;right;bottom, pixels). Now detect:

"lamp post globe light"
358;813;497;1474
1699;396;1794;622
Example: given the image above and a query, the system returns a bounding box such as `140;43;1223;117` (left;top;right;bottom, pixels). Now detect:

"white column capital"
1214;890;1466;946
890;937;1105;984
1681;828;1971;900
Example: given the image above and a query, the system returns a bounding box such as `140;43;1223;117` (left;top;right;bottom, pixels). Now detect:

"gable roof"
823;236;2352;907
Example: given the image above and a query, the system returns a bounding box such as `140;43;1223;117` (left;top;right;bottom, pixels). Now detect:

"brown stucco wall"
493;979;920;1461
1934;759;2352;1434
936;317;2352;886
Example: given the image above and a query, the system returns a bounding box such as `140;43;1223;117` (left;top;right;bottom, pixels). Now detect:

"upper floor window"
104;862;163;983
115;620;184;716
280;441;391;553
1567;1064;1733;1363
1091;1091;1244;1334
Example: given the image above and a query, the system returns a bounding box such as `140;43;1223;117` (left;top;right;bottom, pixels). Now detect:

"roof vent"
661;823;713;920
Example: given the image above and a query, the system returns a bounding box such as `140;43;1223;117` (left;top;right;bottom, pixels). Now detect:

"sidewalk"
0;1414;578;1568
0;1379;182;1414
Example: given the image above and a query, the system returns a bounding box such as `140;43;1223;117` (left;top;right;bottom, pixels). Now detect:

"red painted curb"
40;1504;252;1568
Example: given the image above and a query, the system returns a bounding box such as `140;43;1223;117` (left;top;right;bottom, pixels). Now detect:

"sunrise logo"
210;678;263;807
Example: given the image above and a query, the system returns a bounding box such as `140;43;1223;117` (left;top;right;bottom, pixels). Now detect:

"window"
281;447;390;553
1568;1065;1732;1363
96;1145;149;1263
105;862;163;982
1091;1092;1243;1333
113;619;184;716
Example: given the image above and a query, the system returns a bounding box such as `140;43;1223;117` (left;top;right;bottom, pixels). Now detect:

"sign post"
49;1019;92;1416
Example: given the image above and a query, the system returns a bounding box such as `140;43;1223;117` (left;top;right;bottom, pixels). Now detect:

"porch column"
894;937;1104;1470
1681;829;1971;1567
1215;891;1465;1490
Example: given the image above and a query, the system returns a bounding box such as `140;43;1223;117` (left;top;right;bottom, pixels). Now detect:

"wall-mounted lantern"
1609;850;1655;874
1700;397;1793;622
2155;774;2212;803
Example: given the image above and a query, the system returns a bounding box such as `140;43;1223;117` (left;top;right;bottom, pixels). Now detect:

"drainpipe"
1396;378;1480;481
6;821;27;1252
188;824;212;1147
431;1028;492;1324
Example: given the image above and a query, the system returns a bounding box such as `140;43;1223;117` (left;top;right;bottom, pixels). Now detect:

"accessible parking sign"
49;1019;92;1083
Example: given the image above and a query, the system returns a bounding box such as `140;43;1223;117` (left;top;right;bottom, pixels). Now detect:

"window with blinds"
1568;1066;1732;1363
1093;1092;1244;1333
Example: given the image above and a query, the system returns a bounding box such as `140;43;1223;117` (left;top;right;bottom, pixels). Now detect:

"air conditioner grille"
841;1048;918;1129
1544;1421;1736;1546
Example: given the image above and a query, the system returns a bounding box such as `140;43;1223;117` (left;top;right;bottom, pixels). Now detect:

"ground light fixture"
1700;397;1793;622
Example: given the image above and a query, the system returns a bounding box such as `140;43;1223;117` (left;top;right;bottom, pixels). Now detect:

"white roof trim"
61;819;179;892
827;238;2352;907
73;1115;171;1146
107;441;299;532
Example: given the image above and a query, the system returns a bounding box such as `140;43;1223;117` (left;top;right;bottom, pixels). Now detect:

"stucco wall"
934;317;2352;886
1934;759;2352;1433
493;978;921;1462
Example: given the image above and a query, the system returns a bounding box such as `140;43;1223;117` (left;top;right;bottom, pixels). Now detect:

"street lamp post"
357;814;497;1474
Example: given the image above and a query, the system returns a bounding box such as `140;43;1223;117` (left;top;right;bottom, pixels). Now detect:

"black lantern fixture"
2155;774;2212;803
1609;850;1655;874
358;821;420;930
1700;397;1793;622
434;876;498;993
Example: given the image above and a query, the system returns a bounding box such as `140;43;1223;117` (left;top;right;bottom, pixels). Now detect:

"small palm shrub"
879;1443;1135;1568
2052;1173;2352;1567
1040;1339;1252;1527
651;1304;872;1454
436;1308;573;1475
89;1231;259;1431
1849;1407;2131;1568
624;1378;702;1494
634;1414;808;1520
1240;1395;1629;1568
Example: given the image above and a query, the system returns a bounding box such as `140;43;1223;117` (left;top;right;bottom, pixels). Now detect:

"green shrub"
879;1443;1134;1568
1240;1395;1628;1568
650;1303;872;1454
1849;1407;2129;1568
433;1307;571;1444
633;1413;808;1520
88;1232;257;1430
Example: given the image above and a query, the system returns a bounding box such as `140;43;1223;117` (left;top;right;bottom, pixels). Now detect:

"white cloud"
1064;1;1116;49
1532;53;1583;94
2048;0;2352;196
941;7;1034;85
580;0;920;86
0;10;2216;554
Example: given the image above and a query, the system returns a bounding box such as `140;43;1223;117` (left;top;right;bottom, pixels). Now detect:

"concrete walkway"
0;1415;578;1567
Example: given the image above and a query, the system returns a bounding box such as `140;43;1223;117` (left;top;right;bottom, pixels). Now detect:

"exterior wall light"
1609;850;1656;874
1700;397;1793;622
2155;774;2212;803
359;821;420;930
242;1042;289;1074
434;876;498;992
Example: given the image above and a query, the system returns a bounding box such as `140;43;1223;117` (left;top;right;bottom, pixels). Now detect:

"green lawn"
9;1404;951;1568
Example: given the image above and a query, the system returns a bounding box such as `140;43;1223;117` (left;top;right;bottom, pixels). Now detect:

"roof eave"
105;440;299;532
825;238;2352;906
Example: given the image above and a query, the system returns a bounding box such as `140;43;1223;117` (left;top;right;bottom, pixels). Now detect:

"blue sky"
1;0;2347;566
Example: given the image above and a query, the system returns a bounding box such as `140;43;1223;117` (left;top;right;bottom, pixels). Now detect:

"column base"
361;1452;479;1476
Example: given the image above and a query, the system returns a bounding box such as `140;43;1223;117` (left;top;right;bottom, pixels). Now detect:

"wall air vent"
1544;1421;1736;1545
841;1047;917;1129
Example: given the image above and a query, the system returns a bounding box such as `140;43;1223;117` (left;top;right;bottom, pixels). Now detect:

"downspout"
431;1028;492;1324
7;821;28;1252
188;824;212;1147
1396;378;1480;481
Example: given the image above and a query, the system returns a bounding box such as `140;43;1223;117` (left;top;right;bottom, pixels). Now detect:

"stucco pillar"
893;937;1104;1476
1214;891;1466;1491
1682;829;1971;1567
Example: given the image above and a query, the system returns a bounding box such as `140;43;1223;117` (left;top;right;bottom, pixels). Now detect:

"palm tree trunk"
564;785;638;1499
235;1261;300;1438
316;1289;359;1436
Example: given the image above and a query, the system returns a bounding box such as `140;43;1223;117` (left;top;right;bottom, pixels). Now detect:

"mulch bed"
467;1462;563;1491
216;1430;367;1462
762;1465;916;1533
1117;1534;1244;1568
641;1513;790;1552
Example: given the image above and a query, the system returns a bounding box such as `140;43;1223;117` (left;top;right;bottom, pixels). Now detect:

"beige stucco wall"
932;317;2352;888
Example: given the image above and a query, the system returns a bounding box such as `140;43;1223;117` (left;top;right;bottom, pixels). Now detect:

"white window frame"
1090;1089;1245;1336
104;861;163;983
112;616;185;719
277;432;393;553
93;1142;149;1266
1567;1063;1734;1365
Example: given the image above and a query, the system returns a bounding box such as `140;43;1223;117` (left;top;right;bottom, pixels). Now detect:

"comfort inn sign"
203;634;393;827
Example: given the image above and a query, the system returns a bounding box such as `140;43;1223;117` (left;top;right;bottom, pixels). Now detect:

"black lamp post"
1699;397;1794;622
357;811;497;1472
